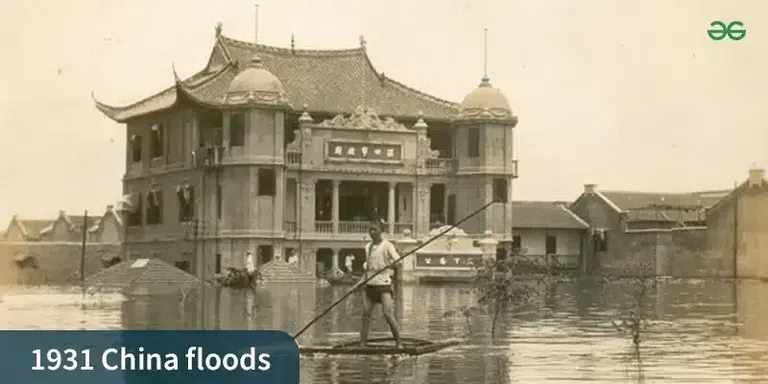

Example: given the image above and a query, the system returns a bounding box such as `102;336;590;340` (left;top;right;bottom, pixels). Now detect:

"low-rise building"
706;167;768;279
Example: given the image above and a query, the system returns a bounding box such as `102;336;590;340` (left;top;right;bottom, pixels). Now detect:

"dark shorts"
364;285;393;304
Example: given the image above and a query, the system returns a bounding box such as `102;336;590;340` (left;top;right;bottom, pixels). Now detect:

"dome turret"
224;55;290;107
455;77;516;125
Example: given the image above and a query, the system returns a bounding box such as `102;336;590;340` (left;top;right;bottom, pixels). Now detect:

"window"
146;190;164;225
229;113;245;147
174;260;190;272
467;128;480;158
545;235;557;254
130;135;142;163
127;195;143;227
492;178;508;202
150;123;165;158
216;184;222;219
215;254;222;274
512;235;521;254
177;185;195;222
258;168;276;196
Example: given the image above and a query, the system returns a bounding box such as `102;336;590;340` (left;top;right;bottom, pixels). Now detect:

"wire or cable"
292;199;497;340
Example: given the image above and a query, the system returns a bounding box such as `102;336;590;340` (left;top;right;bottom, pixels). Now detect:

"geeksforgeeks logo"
707;21;746;41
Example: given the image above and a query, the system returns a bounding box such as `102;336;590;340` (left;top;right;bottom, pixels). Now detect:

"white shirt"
344;255;354;270
244;252;256;273
364;240;399;286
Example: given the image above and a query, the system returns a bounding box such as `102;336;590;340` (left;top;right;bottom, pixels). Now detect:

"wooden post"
80;210;88;297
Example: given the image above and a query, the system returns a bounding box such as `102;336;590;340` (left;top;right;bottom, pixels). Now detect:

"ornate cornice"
317;106;410;131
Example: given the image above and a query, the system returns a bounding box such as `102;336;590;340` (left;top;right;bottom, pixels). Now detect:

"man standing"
357;224;402;348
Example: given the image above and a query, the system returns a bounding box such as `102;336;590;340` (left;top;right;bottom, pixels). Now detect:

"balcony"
286;152;301;167
425;158;455;174
284;221;414;237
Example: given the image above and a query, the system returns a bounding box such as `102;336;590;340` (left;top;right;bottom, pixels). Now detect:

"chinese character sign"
326;142;401;161
415;254;482;268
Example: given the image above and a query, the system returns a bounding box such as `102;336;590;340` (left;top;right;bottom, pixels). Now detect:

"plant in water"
445;254;573;339
609;261;656;348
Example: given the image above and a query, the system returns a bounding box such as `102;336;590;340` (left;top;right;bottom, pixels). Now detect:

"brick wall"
0;242;122;285
596;228;732;277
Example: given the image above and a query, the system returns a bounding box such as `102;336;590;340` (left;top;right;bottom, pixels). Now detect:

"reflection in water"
2;279;768;383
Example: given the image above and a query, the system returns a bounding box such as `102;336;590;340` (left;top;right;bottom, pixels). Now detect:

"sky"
1;0;766;225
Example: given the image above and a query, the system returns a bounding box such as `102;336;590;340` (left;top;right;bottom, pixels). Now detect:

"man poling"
355;223;402;348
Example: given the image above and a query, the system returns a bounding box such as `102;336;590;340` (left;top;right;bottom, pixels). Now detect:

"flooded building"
511;201;589;270
569;184;730;275
92;28;519;280
706;167;768;279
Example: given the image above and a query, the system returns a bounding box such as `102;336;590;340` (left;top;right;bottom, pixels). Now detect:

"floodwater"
1;278;768;383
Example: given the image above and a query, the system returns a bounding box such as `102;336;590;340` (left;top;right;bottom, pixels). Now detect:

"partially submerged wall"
0;242;122;285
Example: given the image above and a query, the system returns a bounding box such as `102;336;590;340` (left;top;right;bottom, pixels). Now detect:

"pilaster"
299;177;316;233
387;182;396;234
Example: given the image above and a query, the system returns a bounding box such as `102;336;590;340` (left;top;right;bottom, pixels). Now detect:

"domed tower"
219;54;292;260
451;75;517;240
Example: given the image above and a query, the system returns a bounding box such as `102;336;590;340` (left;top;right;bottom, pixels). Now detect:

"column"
331;248;340;272
274;167;285;234
294;179;301;233
299;178;316;233
332;180;340;234
415;182;431;236
388;182;396;235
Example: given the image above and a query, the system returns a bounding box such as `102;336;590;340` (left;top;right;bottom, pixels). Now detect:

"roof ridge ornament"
359;35;367;50
215;22;223;38
318;105;409;131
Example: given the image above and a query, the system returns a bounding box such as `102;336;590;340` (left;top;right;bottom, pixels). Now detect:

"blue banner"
0;330;299;384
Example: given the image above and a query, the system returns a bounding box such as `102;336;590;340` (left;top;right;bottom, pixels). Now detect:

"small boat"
326;273;362;286
300;337;462;356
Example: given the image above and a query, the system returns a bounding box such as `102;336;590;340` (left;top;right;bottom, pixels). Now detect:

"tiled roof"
94;35;459;123
599;190;731;222
85;258;201;290
18;219;56;240
258;259;315;282
513;201;590;229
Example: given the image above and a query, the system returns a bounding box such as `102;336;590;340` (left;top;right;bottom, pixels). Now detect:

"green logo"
707;21;746;41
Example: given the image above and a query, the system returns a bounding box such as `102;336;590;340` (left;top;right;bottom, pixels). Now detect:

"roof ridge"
220;35;364;57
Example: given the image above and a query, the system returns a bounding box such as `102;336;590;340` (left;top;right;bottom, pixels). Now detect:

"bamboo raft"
300;337;461;356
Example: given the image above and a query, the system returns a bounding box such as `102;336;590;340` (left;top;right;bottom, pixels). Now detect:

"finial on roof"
215;22;223;37
291;33;295;53
483;28;488;80
359;35;367;49
414;113;428;130
299;105;313;124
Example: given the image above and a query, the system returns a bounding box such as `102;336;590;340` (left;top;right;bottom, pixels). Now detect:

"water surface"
2;278;767;383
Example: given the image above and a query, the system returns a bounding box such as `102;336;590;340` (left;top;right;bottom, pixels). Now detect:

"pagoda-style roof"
93;34;459;123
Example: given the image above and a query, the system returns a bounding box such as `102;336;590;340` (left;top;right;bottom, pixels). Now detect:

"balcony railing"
425;158;454;173
394;223;413;235
286;152;301;166
315;221;333;233
303;221;414;235
284;221;296;233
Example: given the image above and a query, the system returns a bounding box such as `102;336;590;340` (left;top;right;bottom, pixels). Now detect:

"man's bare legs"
379;292;402;348
359;293;402;348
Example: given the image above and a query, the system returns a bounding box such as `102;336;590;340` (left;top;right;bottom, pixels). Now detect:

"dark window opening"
215;254;222;274
177;186;195;222
595;231;608;252
127;196;143;227
545;235;557;254
467;128;480;158
150;123;165;158
258;245;274;265
229;113;245;147
447;194;456;225
130;135;142;163
216;184;222;220
492;178;508;203
512;235;521;255
146;190;164;225
174;260;190;272
258;168;276;196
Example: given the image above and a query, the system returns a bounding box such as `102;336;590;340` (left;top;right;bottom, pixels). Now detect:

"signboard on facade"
326;141;402;162
415;254;483;268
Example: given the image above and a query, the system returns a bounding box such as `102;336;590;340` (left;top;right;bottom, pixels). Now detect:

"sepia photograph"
1;0;767;382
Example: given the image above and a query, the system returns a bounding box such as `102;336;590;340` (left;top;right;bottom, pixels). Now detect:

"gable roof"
592;189;731;223
513;201;589;229
93;35;459;123
85;258;202;290
5;217;57;241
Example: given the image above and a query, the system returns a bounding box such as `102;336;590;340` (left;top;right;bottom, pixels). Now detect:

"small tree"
609;261;656;348
445;254;573;339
